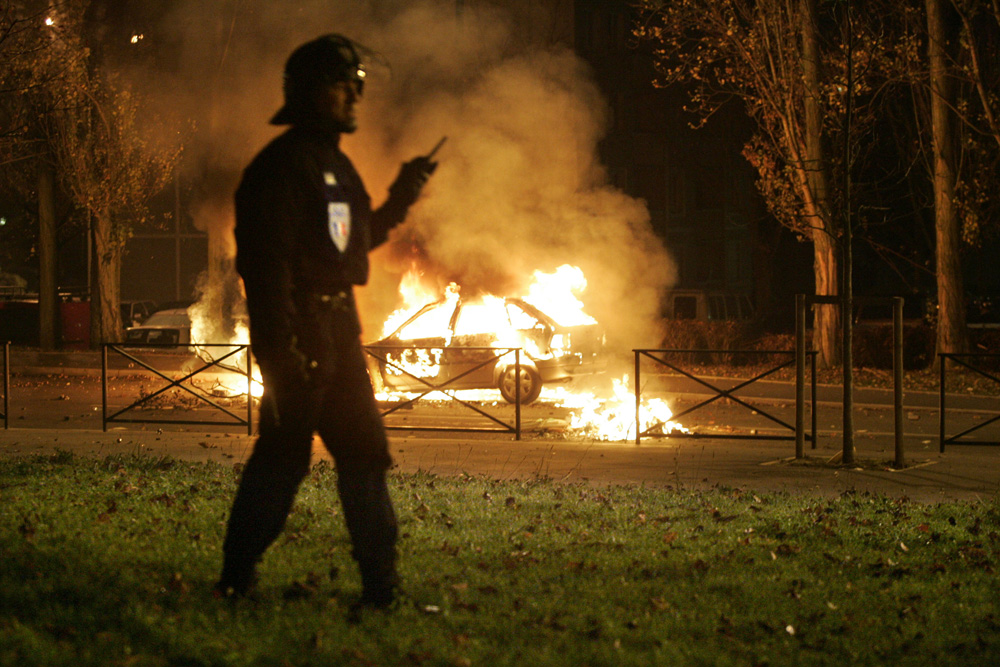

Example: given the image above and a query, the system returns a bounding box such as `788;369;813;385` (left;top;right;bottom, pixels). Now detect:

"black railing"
939;353;1000;450
364;345;522;439
633;349;817;445
1;341;8;430
102;343;254;434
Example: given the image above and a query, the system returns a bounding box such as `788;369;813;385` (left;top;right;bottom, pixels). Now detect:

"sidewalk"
2;425;998;504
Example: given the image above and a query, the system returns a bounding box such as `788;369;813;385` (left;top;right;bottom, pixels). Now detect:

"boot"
357;562;400;609
213;557;259;600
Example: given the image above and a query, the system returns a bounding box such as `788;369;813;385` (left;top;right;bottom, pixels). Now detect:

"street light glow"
45;17;54;26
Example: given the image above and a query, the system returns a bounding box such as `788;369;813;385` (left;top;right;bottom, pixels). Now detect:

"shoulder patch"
328;203;351;252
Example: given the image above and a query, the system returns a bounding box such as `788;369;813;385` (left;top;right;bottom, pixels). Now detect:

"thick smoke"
146;0;675;349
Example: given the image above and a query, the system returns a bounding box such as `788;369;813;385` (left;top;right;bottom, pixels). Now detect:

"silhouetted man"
216;34;435;611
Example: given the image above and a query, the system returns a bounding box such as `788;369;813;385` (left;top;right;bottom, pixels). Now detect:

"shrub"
852;324;935;370
658;320;765;366
657;321;942;370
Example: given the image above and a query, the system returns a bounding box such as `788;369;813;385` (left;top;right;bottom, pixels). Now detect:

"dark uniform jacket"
234;122;408;385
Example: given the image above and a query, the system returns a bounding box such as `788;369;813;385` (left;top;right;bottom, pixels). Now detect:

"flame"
380;263;450;339
189;309;263;398
547;375;687;441
384;348;443;379
381;264;593;341
523;265;596;327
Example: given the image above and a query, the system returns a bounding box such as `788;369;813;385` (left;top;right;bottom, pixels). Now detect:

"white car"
124;308;191;345
368;296;606;404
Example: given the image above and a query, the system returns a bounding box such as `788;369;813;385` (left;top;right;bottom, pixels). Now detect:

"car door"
379;301;455;392
449;301;507;390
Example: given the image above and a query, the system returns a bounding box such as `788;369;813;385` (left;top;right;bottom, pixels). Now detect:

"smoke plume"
141;0;676;349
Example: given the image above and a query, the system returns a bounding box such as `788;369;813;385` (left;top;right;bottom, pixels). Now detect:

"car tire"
498;364;542;404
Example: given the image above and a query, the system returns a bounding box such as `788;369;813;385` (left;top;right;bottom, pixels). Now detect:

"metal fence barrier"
939;353;1000;450
1;341;8;430
796;294;907;465
633;348;817;445
102;343;254;434
364;345;522;440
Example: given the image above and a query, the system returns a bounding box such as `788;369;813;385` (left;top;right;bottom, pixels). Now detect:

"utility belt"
295;288;362;344
307;289;355;313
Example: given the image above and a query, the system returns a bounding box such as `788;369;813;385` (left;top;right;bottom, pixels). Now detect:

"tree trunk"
812;231;840;368
89;213;123;347
37;161;58;350
800;0;840;369
927;0;968;363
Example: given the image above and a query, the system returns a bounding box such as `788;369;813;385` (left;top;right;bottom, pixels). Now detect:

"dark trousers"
221;336;397;589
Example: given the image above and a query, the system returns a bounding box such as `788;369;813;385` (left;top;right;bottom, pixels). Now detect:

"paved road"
3;348;1000;502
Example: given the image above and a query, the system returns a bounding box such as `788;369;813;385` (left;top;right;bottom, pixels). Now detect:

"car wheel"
498;365;542;404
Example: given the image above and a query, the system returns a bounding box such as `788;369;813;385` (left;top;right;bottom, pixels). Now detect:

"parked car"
366;296;606;404
967;295;1000;329
124;308;191;345
120;300;157;328
662;289;755;321
852;297;926;327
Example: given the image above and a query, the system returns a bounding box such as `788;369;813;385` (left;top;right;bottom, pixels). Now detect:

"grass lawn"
1;452;998;666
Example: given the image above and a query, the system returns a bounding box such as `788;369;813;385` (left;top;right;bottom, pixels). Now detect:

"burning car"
366;289;606;404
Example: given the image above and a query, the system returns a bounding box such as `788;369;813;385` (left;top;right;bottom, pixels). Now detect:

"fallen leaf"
775;543;801;556
650;597;670;611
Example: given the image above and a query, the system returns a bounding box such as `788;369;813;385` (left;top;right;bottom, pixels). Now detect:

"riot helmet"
270;34;368;126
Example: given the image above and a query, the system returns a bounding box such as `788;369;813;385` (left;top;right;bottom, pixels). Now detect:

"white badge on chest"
328;202;351;252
